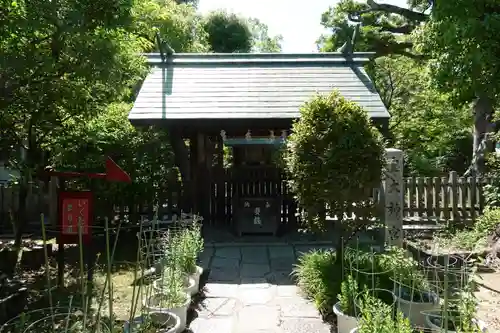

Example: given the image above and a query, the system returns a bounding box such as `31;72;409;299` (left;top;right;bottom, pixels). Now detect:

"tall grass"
0;209;198;333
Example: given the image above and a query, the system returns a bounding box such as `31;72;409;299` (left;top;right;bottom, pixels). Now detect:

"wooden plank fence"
0;182;49;232
0;172;497;233
403;171;494;224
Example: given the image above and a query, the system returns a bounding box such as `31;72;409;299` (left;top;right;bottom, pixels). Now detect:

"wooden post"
57;177;65;286
49;176;58;228
383;148;403;247
450;171;458;221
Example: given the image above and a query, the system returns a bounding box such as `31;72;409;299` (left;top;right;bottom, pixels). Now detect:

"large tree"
318;0;499;175
373;56;471;176
131;0;209;53
202;10;282;53
203;10;254;53
248;18;283;53
0;0;147;245
50;103;179;220
417;0;500;175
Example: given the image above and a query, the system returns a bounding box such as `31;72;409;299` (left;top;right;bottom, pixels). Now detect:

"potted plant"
350;292;412;333
144;267;191;332
355;288;396;310
333;275;359;333
153;266;197;297
124;311;181;333
21;312;110;333
393;266;439;328
425;290;487;333
175;225;204;293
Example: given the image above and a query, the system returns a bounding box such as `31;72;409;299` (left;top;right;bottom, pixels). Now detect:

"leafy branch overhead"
318;0;429;58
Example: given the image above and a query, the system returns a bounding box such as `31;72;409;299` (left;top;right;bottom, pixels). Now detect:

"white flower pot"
425;313;488;333
395;289;439;328
144;292;191;331
124;311;181;333
153;276;197;296
333;302;359;333
189;265;203;293
349;328;358;333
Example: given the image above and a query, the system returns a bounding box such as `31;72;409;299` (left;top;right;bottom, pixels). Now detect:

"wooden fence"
0;172;497;233
403;171;495;224
0;182;49;232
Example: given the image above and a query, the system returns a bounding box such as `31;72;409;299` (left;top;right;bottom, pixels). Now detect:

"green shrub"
293;246;429;315
447;207;500;250
284;90;385;241
292;249;341;314
357;292;412;333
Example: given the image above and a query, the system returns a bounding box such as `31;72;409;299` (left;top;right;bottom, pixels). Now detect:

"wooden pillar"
49;176;59;228
196;132;210;222
215;135;226;225
189;133;198;215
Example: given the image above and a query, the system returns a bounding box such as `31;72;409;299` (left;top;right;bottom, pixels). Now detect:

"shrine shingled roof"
128;52;389;124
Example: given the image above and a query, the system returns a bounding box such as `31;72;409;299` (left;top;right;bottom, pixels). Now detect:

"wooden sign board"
58;191;93;244
234;197;279;236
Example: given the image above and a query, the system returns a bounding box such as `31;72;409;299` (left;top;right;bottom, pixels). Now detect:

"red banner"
58;191;93;244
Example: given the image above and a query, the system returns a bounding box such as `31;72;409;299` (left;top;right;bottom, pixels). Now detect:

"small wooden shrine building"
128;52;389;235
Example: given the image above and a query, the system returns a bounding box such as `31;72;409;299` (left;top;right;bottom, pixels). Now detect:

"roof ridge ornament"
336;23;361;56
155;31;175;62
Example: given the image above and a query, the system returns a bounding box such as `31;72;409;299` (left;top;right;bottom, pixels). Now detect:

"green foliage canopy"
372;56;472;176
203;10;253;53
202;10;282;53
416;0;500;105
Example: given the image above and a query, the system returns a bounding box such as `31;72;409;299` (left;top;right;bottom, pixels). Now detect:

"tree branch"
363;0;429;22
347;13;416;35
370;40;426;60
379;23;416;34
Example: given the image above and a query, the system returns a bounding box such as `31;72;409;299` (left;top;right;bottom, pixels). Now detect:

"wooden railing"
403;171;495;224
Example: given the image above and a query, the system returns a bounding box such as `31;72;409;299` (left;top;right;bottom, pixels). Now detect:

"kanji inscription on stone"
383;148;403;247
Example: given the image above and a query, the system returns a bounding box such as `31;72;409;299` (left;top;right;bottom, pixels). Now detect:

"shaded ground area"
191;244;332;333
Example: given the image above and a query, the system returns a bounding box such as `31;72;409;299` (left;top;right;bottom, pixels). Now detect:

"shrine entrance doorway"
226;139;283;236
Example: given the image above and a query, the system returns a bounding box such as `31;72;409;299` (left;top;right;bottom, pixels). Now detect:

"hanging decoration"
219;129;288;145
269;130;276;142
220;130;227;142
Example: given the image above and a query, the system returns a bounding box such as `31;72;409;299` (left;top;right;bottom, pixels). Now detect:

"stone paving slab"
189;244;331;333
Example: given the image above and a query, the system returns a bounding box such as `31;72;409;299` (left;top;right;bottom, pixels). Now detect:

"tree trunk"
472;95;495;175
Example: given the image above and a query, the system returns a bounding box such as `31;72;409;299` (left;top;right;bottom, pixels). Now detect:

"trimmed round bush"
284;90;385;230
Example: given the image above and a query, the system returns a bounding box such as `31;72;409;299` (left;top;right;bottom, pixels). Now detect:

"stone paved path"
189;244;332;333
